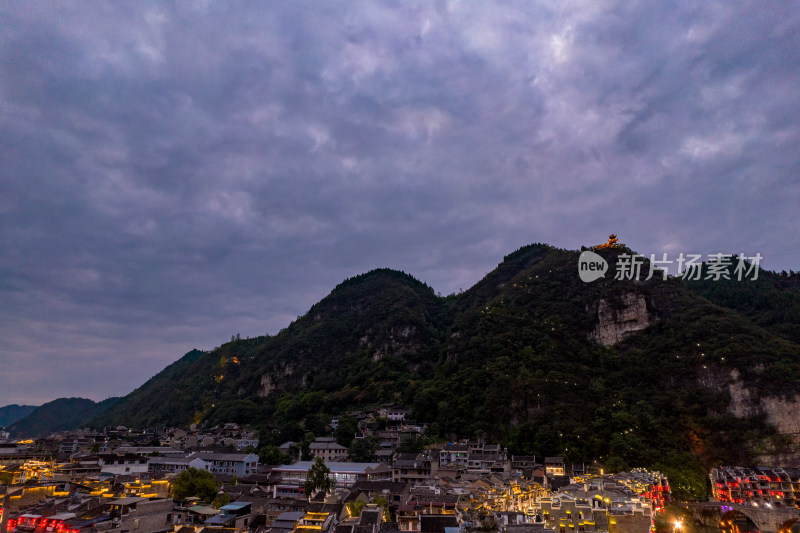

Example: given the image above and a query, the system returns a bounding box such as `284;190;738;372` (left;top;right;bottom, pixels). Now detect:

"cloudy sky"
2;1;798;406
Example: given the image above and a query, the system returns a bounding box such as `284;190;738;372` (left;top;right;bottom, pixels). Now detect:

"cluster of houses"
1;424;261;460
709;466;800;508
1;420;674;533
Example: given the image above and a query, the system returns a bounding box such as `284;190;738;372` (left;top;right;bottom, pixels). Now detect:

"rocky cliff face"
589;292;650;346
258;363;296;397
728;369;800;462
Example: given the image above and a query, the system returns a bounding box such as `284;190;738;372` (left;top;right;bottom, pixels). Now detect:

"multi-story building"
188;452;259;477
309;438;348;462
115;446;185;457
536;490;652;533
97;453;150;475
271;461;392;497
544;458;565;477
710;466;800;508
511;456;539;479
438;444;469;467
438;441;506;469
107;497;173;533
608;470;670;512
147;456;206;474
393;453;433;483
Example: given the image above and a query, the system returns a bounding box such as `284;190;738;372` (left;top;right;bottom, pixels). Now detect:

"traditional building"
271;461;392;498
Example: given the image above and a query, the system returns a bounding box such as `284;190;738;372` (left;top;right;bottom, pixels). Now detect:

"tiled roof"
350;481;409;493
419;515;458;533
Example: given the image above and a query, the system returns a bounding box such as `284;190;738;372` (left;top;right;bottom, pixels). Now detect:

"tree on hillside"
259;444;292;465
334;416;358;448
652;452;708;501
348;436;378;462
172;467;220;502
397;434;424;454
300;432;315;461
304;457;333;499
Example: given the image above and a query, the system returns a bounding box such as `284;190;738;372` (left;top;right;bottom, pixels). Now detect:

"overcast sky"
1;1;798;406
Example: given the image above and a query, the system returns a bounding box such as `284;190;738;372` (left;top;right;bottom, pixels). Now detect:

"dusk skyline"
1;1;798;406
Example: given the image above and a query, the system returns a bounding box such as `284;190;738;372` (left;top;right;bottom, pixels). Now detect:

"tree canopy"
81;246;800;493
172;467;220;502
304;457;333;498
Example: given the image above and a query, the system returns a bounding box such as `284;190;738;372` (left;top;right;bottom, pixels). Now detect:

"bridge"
685;502;799;533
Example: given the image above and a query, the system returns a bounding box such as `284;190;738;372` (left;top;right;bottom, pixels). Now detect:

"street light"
673;518;684;532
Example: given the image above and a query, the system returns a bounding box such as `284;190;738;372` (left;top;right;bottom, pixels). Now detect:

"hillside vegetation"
9;397;119;438
0;404;37;427
72;244;800;494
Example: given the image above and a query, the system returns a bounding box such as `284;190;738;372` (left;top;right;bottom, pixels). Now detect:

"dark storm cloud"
1;1;798;404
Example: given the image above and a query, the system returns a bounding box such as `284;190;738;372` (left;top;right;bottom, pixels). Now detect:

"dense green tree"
346;500;367;518
397;434;424;454
348;436;378;462
304;412;329;436
373;495;391;521
172;467;220;502
652;452;708;501
213;493;231;508
287;443;300;461
81;246;800;489
334;416;358;448
279;421;305;443
304;457;333;498
603;456;628;473
300;431;315;461
259;445;292;465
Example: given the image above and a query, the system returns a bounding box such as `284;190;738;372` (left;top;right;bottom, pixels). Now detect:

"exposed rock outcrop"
258;374;274;397
728;369;800;461
257;363;295;397
368;325;420;361
589;292;650;346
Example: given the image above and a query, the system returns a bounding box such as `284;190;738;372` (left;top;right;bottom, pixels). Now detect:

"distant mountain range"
0;404;37;427
7;243;799;496
6;397;119;438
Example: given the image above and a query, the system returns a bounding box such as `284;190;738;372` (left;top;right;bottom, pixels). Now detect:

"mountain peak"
332;268;433;294
65;242;800;475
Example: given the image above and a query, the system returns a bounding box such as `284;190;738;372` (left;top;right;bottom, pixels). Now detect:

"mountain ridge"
0;404;37;427
17;243;799;492
9;397;120;438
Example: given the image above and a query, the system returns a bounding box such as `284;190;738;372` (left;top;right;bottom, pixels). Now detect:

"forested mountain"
80;244;799;495
0;404;37;427
90;270;448;429
685;267;800;344
9;397;119;438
